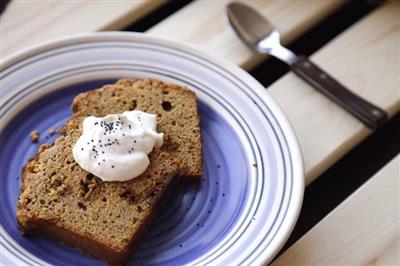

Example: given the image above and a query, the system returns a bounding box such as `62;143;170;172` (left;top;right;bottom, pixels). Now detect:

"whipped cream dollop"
72;111;163;182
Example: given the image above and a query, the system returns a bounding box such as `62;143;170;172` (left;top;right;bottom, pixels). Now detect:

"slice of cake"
72;78;202;177
17;114;181;265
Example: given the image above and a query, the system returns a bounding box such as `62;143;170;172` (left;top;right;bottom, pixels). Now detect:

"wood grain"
272;155;400;266
148;0;346;69
269;0;400;184
0;0;167;58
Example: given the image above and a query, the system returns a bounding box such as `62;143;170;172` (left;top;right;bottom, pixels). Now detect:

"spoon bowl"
227;2;278;52
227;2;297;64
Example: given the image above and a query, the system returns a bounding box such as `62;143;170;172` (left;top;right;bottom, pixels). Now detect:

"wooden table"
1;0;399;264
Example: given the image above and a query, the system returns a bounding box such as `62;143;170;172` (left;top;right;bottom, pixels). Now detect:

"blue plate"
0;32;303;266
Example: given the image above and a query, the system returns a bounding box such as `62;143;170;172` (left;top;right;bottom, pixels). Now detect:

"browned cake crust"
17;112;181;264
72;78;202;177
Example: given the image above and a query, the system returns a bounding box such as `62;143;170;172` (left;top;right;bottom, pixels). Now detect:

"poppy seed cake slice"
17;114;181;265
72;78;202;177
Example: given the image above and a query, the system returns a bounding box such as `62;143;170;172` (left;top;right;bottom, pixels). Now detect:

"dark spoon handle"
291;56;388;129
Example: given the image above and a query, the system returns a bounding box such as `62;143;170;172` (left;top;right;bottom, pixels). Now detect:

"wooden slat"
0;0;167;58
272;155;400;266
149;0;346;69
269;0;400;184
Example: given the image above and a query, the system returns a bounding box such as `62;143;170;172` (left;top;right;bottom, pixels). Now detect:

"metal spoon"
227;2;388;129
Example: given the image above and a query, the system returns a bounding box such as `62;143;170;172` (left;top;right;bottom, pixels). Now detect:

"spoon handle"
290;56;388;129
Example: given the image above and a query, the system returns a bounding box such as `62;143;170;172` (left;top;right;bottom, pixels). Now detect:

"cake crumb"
30;131;40;143
48;128;57;135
